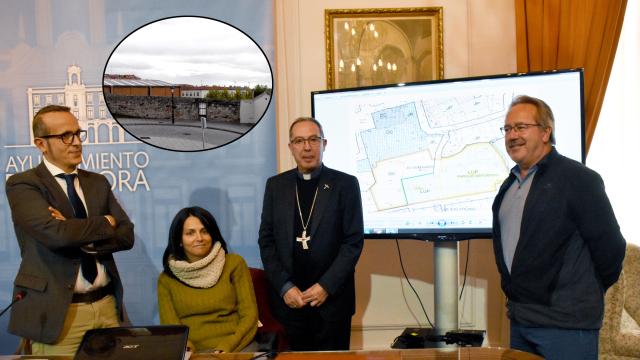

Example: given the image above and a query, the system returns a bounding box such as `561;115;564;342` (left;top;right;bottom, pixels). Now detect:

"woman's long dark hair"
162;206;228;277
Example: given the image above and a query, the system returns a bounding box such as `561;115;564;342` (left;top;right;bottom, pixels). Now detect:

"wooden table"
0;347;542;360
190;347;543;360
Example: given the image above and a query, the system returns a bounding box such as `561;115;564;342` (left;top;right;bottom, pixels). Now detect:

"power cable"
459;239;471;300
395;239;434;328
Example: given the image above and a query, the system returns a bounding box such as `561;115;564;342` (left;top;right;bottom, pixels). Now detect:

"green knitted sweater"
157;253;258;352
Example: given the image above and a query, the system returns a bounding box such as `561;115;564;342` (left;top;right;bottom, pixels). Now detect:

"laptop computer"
74;325;189;360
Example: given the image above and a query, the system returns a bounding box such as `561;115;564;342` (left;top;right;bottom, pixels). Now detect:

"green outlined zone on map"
356;96;511;214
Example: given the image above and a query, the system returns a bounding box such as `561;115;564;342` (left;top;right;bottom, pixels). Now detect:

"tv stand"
391;239;485;349
434;240;459;336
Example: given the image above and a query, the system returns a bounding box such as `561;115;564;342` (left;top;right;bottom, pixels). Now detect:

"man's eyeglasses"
290;136;324;147
500;123;543;135
39;130;87;144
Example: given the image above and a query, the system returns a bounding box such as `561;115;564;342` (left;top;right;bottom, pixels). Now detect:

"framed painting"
325;7;443;89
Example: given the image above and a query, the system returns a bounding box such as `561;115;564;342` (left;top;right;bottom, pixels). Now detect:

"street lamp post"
171;86;175;125
199;101;207;149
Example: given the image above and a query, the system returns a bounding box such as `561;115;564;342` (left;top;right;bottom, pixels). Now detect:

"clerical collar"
296;164;323;181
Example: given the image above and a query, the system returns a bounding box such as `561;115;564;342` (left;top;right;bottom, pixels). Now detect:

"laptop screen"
74;325;189;360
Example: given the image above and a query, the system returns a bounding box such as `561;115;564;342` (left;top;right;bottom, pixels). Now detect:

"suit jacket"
258;166;364;320
5;162;134;343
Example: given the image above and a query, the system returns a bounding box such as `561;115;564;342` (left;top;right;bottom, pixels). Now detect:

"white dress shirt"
42;157;110;293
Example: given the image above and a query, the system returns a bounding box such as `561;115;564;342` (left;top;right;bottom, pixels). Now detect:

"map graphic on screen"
312;70;584;240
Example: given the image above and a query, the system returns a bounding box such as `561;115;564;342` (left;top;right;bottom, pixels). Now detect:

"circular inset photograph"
103;16;272;152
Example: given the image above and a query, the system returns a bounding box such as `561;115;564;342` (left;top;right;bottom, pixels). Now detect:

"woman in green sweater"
158;206;258;353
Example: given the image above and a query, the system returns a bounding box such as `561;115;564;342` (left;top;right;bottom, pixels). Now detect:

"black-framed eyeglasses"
290;136;324;147
500;123;543;135
39;130;87;144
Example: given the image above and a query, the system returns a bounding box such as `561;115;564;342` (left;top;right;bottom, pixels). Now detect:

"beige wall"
274;0;517;349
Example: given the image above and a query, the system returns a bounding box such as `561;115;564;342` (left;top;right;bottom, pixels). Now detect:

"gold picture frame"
325;7;443;89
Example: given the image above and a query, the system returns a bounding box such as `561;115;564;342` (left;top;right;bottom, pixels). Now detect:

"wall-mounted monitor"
311;69;584;241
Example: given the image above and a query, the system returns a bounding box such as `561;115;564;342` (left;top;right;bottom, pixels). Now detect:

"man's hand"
104;215;117;228
283;286;307;309
302;283;328;307
48;206;66;221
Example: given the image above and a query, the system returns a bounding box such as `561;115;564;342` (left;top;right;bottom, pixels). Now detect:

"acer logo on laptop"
74;325;189;360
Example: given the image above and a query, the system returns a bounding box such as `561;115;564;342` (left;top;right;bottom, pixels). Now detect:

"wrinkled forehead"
41;111;80;133
290;120;321;138
505;103;538;124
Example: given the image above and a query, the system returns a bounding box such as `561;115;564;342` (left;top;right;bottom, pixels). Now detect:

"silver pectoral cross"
296;230;310;250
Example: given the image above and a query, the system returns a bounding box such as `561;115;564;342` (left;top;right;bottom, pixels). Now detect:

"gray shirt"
499;166;537;272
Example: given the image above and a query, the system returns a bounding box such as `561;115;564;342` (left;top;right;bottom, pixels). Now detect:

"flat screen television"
311;69;585;241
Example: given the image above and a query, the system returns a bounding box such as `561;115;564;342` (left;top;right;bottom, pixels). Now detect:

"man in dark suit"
258;117;364;351
5;105;134;355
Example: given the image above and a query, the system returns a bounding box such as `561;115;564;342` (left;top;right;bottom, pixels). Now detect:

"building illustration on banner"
26;65;137;145
5;65;150;192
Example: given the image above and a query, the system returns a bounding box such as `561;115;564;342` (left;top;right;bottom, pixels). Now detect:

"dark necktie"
56;173;97;284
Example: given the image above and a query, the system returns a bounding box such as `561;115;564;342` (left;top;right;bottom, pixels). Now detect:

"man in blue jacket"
492;95;625;360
